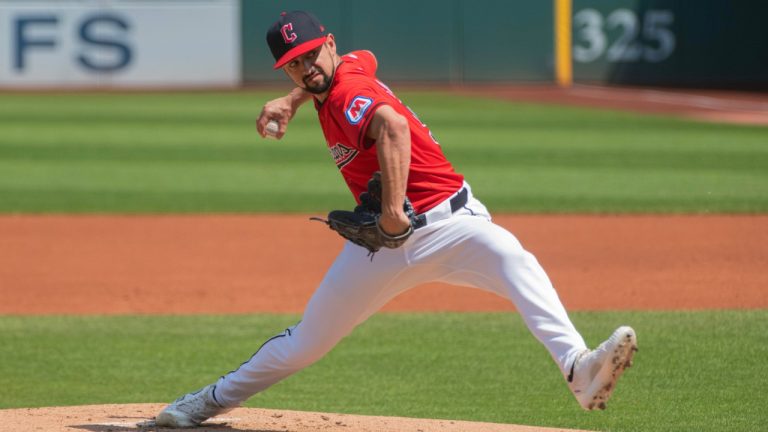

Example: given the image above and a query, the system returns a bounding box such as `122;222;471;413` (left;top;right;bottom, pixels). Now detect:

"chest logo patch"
345;96;373;125
329;142;359;169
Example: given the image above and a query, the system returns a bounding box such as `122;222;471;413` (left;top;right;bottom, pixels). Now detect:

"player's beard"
303;69;332;94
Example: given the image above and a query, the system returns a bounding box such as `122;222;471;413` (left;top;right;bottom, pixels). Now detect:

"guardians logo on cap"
267;11;327;69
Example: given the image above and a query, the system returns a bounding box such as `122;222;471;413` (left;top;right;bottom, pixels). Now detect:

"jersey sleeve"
331;79;394;150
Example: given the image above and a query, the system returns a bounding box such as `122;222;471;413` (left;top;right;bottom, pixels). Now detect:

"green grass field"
1;311;766;432
1;91;766;431
1;91;766;213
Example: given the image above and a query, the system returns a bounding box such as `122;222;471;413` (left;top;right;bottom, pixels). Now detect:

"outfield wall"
1;0;765;89
0;0;239;88
571;0;768;90
240;0;554;84
242;0;768;89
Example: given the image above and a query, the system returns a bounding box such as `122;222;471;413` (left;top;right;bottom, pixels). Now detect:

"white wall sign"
0;0;240;87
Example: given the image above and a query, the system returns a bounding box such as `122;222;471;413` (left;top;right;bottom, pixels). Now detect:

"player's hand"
256;95;293;139
256;88;313;140
377;211;412;237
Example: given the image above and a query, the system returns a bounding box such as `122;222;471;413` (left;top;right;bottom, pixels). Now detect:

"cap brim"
273;37;326;69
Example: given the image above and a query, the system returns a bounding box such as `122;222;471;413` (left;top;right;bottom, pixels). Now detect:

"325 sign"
573;9;676;63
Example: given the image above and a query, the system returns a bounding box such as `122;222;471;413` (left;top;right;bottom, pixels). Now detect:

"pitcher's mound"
0;403;591;432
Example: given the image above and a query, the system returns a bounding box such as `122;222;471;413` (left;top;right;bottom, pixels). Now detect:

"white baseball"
265;120;280;138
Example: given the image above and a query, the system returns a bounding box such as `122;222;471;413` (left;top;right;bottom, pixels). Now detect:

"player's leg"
156;242;412;426
211;241;412;407
421;198;636;410
413;202;588;376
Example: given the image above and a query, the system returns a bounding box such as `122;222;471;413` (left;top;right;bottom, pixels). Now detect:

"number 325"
573;9;676;63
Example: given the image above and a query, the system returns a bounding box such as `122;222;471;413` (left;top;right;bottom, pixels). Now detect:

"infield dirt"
2;215;766;315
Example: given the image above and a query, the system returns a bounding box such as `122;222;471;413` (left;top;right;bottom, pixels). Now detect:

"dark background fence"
241;0;554;84
572;0;768;89
241;0;768;90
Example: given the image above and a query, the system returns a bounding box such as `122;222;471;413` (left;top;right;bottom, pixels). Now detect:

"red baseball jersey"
314;50;464;214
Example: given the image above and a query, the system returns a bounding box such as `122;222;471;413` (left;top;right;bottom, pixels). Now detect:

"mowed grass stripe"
0;311;765;432
1;92;766;213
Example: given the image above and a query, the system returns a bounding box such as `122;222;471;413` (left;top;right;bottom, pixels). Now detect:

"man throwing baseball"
156;11;638;428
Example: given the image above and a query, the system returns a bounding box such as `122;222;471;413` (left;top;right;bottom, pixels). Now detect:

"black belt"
413;187;468;230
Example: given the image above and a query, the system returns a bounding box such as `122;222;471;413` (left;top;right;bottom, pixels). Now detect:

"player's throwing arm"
256;87;312;140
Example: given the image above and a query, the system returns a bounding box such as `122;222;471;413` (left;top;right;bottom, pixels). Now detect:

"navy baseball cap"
267;11;327;69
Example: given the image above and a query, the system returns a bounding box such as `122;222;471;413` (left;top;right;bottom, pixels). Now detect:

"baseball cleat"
567;326;638;410
155;384;233;428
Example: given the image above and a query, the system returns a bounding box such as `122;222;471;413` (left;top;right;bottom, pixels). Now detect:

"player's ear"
325;34;337;54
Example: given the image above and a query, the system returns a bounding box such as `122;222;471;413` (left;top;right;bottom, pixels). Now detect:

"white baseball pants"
214;184;587;407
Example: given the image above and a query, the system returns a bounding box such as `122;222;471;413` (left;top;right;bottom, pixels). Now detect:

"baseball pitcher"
155;11;638;428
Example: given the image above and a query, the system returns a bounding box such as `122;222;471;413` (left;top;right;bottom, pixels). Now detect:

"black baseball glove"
312;172;415;256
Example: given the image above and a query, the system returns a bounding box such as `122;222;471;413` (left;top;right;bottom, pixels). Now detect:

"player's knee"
506;249;540;270
485;239;527;265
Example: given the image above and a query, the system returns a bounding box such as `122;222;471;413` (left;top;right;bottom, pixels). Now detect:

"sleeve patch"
344;96;374;125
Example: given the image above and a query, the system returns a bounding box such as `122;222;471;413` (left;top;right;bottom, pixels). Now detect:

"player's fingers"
258;98;292;139
256;110;269;137
275;118;290;139
256;121;266;138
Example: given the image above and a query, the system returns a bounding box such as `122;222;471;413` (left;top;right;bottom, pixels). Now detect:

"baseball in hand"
265;120;280;138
